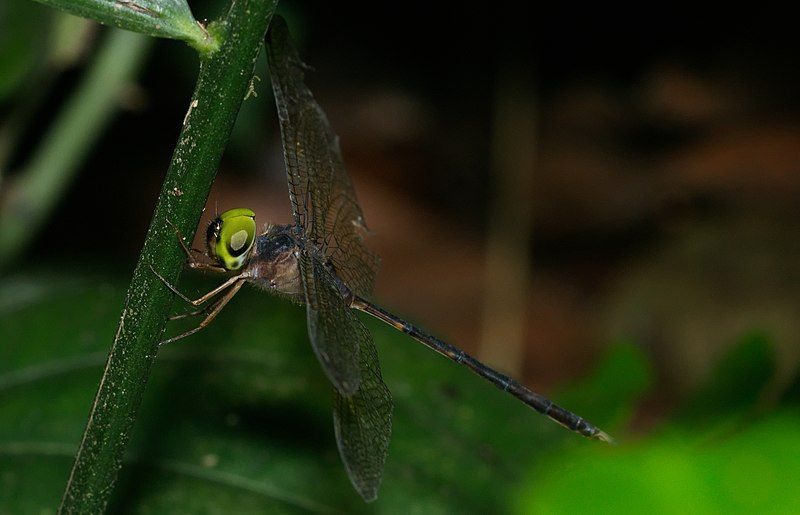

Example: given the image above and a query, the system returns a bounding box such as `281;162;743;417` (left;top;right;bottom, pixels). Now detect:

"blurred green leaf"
0;1;50;101
31;0;217;54
558;342;653;434
49;13;97;68
513;334;800;515
0;29;151;267
1;272;606;512
678;331;776;425
513;412;800;514
780;369;800;406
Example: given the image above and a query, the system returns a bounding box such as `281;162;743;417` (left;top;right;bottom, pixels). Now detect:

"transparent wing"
267;18;393;499
301;253;362;395
333;326;394;502
266;16;379;298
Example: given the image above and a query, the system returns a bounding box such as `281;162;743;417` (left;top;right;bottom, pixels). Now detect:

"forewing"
301;253;361;395
267;19;392;499
333;330;394;502
266;17;379;298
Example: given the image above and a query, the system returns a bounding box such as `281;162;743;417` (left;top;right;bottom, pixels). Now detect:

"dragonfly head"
206;208;257;271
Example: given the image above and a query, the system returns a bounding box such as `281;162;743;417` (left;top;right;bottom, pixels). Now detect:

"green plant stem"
0;29;150;268
58;0;278;512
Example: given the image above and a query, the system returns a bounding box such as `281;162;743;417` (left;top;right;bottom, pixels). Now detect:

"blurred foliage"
0;1;50;102
0;271;609;513
514;331;800;514
677;331;776;426
1;271;798;513
515;415;800;514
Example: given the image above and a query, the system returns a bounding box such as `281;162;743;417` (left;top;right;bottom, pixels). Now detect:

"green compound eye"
214;208;256;270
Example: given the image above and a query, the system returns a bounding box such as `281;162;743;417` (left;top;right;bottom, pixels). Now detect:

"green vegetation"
4;0;277;511
31;0;218;54
2;273;797;512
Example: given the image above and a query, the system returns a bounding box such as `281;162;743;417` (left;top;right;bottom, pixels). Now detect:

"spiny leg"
165;218;227;274
160;279;245;345
188;261;229;274
166;218;199;262
149;263;245;307
168;303;214;321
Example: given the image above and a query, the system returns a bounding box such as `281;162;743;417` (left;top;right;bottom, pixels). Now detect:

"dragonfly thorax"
245;224;304;302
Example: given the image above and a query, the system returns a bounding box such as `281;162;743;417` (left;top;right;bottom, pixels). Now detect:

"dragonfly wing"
266;16;379;298
301;253;362;395
268;17;393;499
333;332;394;502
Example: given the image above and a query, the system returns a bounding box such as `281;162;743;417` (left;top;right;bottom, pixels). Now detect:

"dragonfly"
155;15;612;502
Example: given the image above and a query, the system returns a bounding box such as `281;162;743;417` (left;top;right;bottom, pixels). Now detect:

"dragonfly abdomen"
351;295;613;443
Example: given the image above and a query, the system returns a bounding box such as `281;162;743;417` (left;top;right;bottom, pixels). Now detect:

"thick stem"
58;1;278;512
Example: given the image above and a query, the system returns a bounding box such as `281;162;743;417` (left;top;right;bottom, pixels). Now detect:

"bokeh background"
2;1;799;513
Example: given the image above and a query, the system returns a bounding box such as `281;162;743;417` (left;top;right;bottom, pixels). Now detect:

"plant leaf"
0;1;49;101
0;271;620;512
31;0;216;53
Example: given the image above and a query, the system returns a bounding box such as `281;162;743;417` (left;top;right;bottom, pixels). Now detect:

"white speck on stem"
183;99;198;126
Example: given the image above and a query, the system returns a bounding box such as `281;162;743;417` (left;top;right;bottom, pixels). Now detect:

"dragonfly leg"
166;218;228;273
165;218;196;261
188;261;228;274
168;304;213;321
149;263;246;306
160;279;245;345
